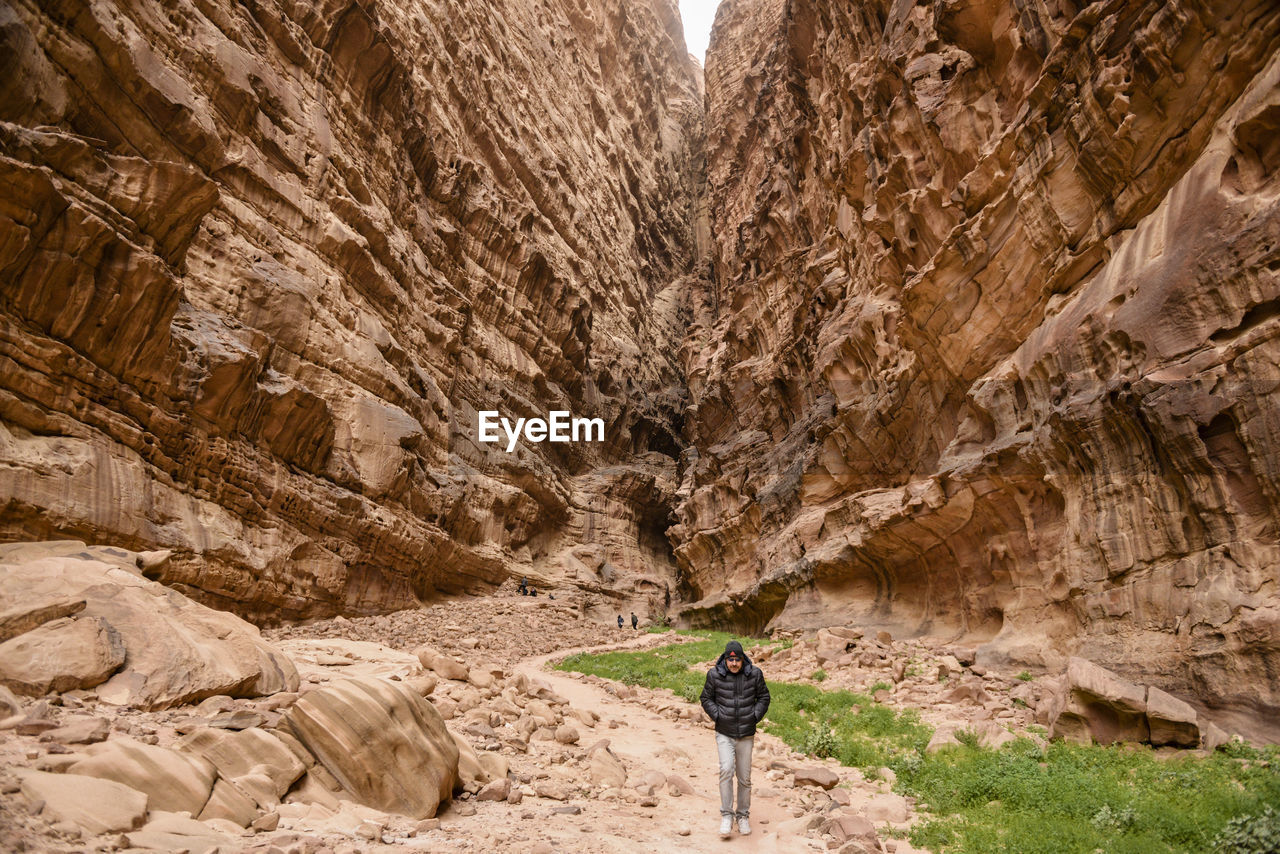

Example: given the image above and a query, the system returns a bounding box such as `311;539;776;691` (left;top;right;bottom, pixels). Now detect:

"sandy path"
497;635;820;853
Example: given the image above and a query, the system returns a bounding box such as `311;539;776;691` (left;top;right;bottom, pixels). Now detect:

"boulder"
864;793;909;822
0;545;298;708
477;752;509;782
197;778;259;827
40;714;110;745
1050;658;1149;745
414;646;468;681
793;766;839;789
16;769;147;834
0;616;125;695
176;726;306;805
281;677;459;818
823;812;879;848
476;778;511;801
450;728;490;790
1146;687;1200;748
68;738;217;815
816;629;856;665
926;722;965;753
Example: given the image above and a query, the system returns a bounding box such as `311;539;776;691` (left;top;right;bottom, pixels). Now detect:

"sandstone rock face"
0;0;702;622
0;615;125;696
68;737;218;816
15;770;148;835
279;676;460;818
676;0;1280;738
0;542;298;708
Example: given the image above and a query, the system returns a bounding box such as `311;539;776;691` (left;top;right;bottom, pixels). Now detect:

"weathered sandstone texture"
0;0;702;621
0;541;298;708
675;0;1280;738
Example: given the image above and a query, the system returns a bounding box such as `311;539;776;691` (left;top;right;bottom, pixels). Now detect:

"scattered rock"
39;715;110;745
476;778;511;801
1050;658;1149;745
794;767;839;789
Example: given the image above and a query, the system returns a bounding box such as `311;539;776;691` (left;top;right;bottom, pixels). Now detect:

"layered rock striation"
677;0;1280;737
0;0;703;620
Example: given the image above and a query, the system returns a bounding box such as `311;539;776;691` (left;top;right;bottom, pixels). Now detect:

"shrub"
1215;806;1280;854
811;669;827;682
1017;670;1034;681
803;726;839;758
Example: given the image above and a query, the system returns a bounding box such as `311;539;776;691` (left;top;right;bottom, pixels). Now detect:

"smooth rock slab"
68;737;217;816
16;769;147;834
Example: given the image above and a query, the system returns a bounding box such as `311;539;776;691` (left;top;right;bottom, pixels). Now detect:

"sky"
678;0;721;63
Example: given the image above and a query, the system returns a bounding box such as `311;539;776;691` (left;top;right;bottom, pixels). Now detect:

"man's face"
727;654;743;673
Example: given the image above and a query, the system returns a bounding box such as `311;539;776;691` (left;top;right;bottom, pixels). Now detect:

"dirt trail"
2;594;933;853
510;637;804;852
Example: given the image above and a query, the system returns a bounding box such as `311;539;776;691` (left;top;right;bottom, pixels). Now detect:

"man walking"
700;640;770;838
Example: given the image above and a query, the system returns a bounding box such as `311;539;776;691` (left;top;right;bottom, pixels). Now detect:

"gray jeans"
715;732;754;818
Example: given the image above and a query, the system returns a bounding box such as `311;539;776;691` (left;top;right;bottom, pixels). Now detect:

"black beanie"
725;640;745;659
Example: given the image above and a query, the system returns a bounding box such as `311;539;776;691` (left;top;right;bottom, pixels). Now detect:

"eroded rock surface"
676;0;1280;738
0;542;298;709
0;0;703;623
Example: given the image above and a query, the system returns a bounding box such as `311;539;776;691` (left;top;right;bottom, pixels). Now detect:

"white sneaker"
738;817;751;835
720;816;733;838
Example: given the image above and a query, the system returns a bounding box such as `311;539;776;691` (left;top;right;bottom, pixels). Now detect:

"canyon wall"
0;0;702;621
677;0;1280;736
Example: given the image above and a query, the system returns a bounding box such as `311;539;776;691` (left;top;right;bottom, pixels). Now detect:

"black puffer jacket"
700;643;771;738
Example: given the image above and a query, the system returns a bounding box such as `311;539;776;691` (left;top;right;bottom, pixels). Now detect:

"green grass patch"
556;630;749;704
811;669;828;682
897;738;1280;854
556;633;1280;854
555;631;929;771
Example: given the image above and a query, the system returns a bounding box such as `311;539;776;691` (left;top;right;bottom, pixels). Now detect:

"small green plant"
811;669;827;682
802;726;839;758
869;681;892;694
1012;697;1028;708
1090;804;1137;832
1016;670;1033;681
955;728;982;749
1215;805;1280;853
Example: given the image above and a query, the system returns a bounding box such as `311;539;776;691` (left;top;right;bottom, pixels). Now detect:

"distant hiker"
700;640;770;838
618;614;624;630
530;588;538;597
631;612;638;630
518;576;528;596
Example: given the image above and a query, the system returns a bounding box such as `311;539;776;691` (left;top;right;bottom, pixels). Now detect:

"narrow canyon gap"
1;0;1278;738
